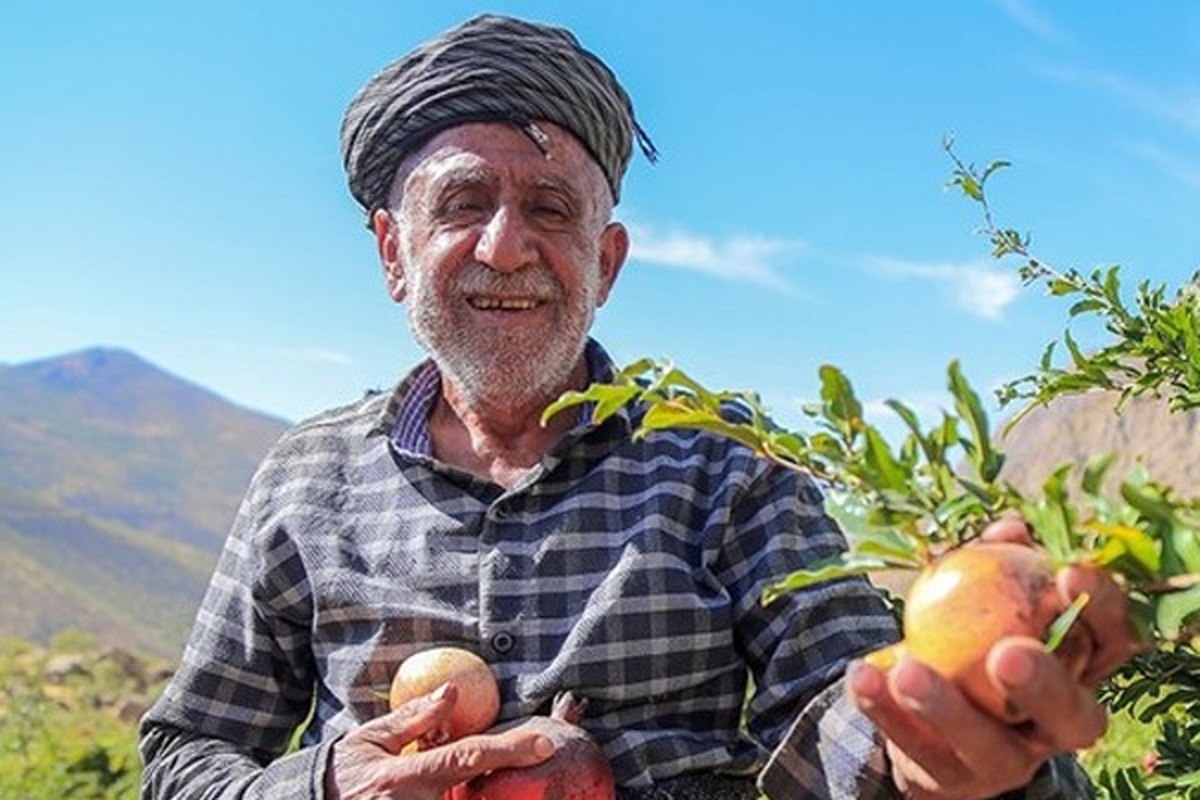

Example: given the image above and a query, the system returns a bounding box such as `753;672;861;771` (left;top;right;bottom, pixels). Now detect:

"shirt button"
490;631;515;654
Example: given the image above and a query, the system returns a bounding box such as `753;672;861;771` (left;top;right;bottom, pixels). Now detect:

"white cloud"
625;222;807;293
1123;141;1200;192
868;257;1022;320
275;347;356;366
991;0;1068;45
1031;65;1200;193
1039;65;1200;135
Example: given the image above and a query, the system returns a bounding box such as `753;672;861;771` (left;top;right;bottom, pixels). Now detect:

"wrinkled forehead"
391;121;612;212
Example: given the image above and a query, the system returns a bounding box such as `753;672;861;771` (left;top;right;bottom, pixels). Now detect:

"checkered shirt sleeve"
758;679;1096;798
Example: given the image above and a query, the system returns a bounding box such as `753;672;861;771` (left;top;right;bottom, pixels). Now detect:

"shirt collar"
382;338;623;457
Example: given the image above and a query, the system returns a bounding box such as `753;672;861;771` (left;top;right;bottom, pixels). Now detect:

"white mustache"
455;264;563;299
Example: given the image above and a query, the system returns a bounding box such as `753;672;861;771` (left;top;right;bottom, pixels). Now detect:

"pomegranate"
866;542;1093;722
451;691;616;800
390;646;501;747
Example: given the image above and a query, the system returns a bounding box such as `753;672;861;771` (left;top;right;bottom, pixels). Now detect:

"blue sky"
3;2;1199;436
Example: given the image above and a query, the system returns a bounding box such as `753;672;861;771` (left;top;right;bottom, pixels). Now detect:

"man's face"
375;122;627;413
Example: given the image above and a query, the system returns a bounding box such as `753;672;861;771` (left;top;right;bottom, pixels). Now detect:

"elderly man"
139;14;1134;800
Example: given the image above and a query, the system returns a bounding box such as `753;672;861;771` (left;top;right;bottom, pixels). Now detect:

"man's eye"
447;198;485;213
531;201;571;221
439;190;490;217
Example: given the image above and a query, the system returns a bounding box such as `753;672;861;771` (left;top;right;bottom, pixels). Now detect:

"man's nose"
475;205;536;272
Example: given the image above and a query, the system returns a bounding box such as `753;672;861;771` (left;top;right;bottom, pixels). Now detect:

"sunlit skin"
847;517;1141;799
371;122;628;488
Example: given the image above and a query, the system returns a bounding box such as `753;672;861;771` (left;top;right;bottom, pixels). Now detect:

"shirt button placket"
480;500;513;658
490;630;515;654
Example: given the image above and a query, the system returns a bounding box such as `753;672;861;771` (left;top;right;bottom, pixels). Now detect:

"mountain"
998;390;1200;498
0;348;290;658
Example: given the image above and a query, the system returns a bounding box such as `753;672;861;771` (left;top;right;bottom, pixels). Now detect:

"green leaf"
933;491;988;530
1087;521;1161;577
855;535;924;568
594;385;643;423
1155;584;1200;640
1064;328;1088;369
647;366;720;407
980;159;1011;183
1045;592;1090;652
1169;521;1200;576
762;555;892;605
638;403;762;452
1049;277;1078;296
542;383;638;426
1081;453;1116;495
818;364;863;435
947;360;1003;482
1069;298;1107;317
861;426;909;491
955;174;984;202
615;356;657;381
1021;464;1076;560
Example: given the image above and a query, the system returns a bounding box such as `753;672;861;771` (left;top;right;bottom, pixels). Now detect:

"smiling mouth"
468;297;544;311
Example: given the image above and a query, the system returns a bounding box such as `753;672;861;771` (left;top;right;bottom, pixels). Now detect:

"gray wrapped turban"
340;14;656;219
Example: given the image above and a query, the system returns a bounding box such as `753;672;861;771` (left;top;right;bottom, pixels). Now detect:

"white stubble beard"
406;258;602;414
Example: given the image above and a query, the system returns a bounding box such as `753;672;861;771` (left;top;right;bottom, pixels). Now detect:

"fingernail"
846;660;882;710
893;659;935;710
430;681;452;701
534;735;555;758
847;660;878;693
995;646;1037;688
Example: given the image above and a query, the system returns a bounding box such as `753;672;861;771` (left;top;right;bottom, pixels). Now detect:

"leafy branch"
943;135;1200;420
543;357;1200;645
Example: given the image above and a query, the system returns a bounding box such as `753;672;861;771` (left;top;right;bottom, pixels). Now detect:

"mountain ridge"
0;346;291;658
998;389;1200;498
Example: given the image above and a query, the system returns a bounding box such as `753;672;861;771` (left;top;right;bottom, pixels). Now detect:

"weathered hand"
980;514;1143;686
847;516;1141;799
325;683;555;800
849;642;1103;799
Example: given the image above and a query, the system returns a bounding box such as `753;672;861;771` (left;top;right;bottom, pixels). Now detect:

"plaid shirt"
139;341;1093;799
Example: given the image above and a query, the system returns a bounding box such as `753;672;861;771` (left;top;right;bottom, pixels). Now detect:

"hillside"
998;390;1200;498
0;348;290;658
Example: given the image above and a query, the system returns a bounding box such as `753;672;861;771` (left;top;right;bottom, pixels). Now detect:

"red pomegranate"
449;691;616;800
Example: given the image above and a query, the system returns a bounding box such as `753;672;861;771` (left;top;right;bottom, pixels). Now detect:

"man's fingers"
354;682;458;754
989;637;1108;751
889;657;1043;789
407;728;556;785
979;514;1035;546
849;656;1048;797
1058;563;1142;684
848;659;972;790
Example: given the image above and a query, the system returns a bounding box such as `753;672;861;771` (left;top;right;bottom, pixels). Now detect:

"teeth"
470;297;540;310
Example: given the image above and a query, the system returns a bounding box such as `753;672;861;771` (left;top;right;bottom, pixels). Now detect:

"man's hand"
847;516;1141;799
325;683;555;800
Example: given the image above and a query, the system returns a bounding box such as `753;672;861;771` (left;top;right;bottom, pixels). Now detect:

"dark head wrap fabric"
340;14;656;218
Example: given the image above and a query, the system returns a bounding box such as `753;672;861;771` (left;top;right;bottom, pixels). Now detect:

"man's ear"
372;208;406;302
595;221;629;307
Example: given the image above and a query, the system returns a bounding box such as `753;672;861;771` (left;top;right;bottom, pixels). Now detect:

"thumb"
354;682;458;755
